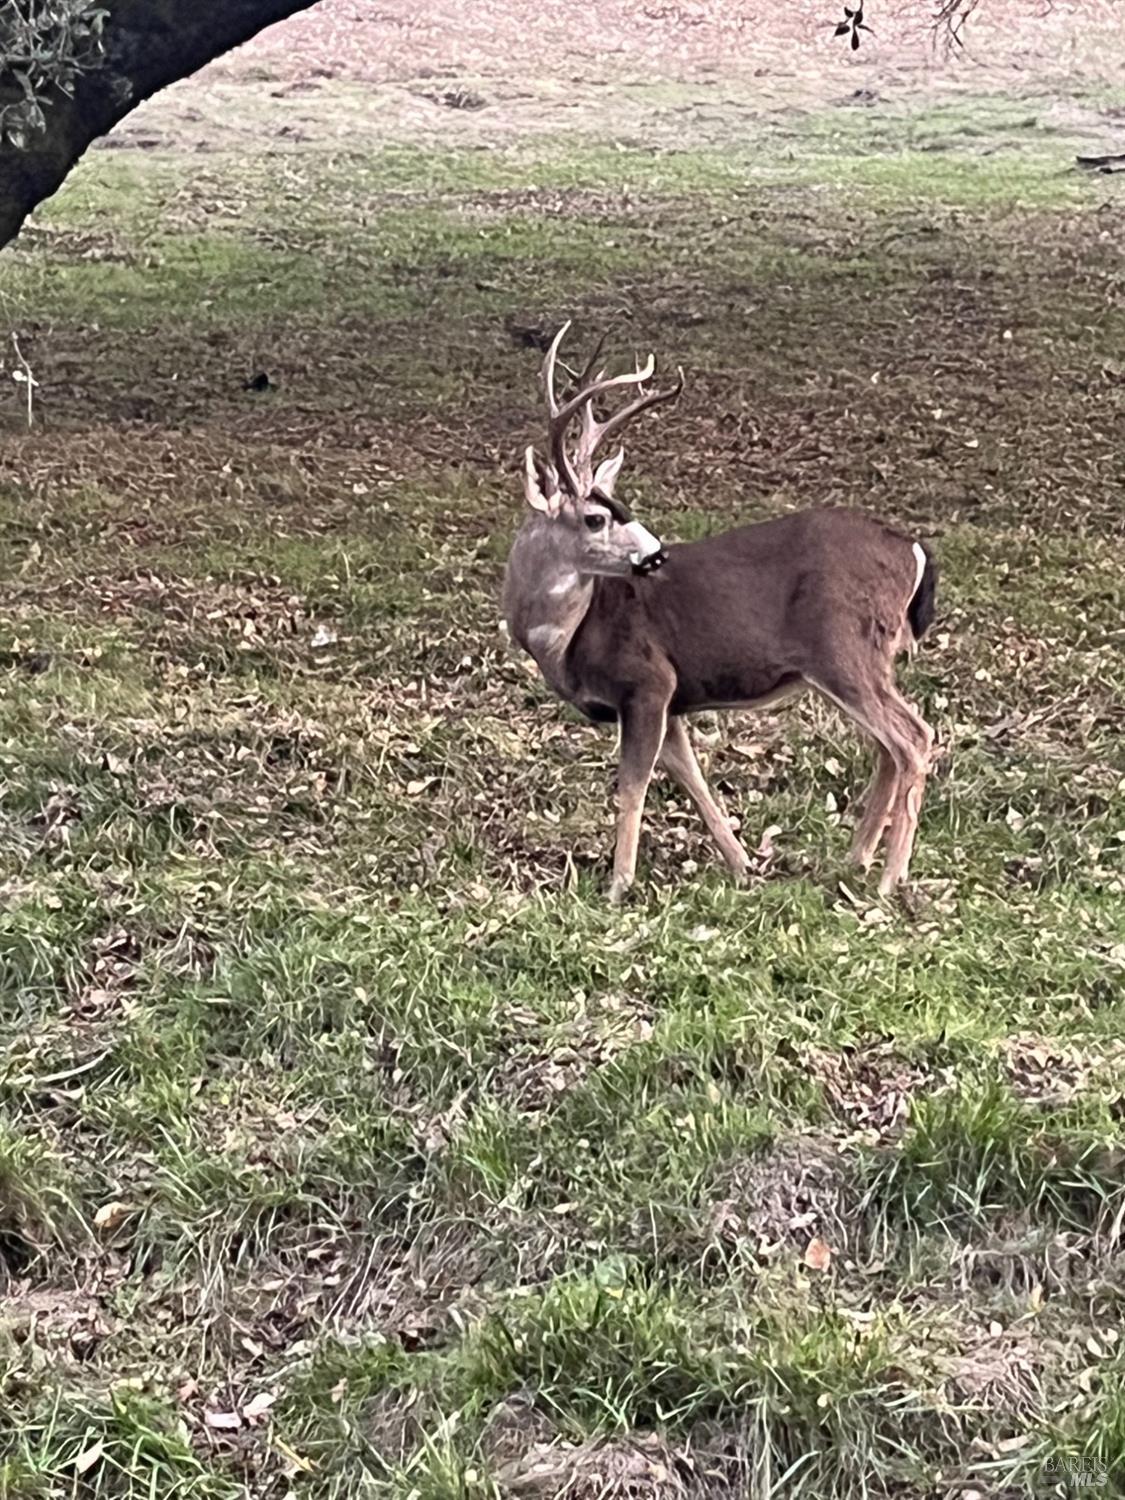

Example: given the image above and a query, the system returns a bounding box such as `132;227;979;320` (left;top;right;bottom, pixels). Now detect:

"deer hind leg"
878;694;934;895
848;745;899;873
659;716;751;879
812;676;933;893
609;696;669;905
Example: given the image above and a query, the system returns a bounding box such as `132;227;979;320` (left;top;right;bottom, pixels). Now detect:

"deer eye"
583;513;607;532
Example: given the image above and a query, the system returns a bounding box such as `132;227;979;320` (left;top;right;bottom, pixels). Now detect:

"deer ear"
592;448;625;497
523;447;560;514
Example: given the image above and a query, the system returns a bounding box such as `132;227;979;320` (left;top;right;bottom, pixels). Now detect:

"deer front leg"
659;717;751;879
608;696;669;905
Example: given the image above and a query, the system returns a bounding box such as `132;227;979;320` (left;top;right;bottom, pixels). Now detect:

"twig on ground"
11;332;39;428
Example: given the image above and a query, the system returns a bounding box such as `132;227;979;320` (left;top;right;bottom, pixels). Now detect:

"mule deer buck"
503;323;937;903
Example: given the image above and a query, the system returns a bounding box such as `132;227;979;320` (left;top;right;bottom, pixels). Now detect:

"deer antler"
539;323;683;497
541;321;583;497
572;363;685;489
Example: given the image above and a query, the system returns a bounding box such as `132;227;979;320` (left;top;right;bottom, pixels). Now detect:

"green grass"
0;58;1123;1500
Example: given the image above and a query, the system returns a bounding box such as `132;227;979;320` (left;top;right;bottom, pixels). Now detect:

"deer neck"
504;520;594;690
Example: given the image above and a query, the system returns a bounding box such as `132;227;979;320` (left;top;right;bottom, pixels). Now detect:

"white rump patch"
911;542;927;598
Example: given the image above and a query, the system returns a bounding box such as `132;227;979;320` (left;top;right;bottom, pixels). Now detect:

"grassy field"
1;55;1125;1499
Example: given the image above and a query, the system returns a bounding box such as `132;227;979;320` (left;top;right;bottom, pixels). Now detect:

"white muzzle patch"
627;521;662;566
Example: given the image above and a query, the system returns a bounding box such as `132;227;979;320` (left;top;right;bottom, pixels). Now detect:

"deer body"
504;324;937;902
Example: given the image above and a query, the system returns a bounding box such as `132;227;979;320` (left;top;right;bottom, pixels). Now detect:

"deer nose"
627;522;663;571
631;546;667;576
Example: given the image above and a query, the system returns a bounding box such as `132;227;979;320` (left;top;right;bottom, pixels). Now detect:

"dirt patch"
1001;1035;1125;1108
493;1431;700;1498
938;1324;1041;1409
227;0;1125;91
706;1134;849;1253
0;1284;112;1357
802;1041;934;1142
81;570;318;647
493;993;657;1114
91;1;1121;163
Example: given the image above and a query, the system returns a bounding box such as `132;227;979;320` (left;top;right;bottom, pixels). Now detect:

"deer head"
521;321;684;579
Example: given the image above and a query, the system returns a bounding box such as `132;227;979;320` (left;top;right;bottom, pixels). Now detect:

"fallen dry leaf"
73;1441;105;1475
994;1433;1030;1454
804;1237;833;1272
242;1390;277;1424
93;1201;131;1233
204;1409;242;1431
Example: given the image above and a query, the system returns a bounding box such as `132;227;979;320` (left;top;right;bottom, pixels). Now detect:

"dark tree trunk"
0;0;320;250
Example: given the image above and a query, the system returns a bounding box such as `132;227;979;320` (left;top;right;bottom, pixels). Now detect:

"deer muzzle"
632;547;667;576
627;522;665;574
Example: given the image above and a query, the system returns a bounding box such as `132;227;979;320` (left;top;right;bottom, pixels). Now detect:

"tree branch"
0;0;319;250
932;0;983;49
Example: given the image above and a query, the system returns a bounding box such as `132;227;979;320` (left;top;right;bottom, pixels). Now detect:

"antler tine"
576;327;612;389
540;321;582;496
574;362;685;478
550;353;657;431
541;324;658;496
540;320;570;418
539;326;683;497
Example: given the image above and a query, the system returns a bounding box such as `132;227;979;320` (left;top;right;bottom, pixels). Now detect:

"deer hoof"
608;875;633;906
